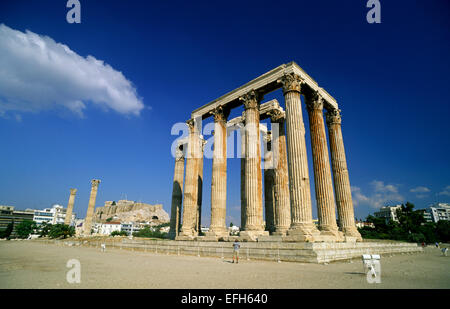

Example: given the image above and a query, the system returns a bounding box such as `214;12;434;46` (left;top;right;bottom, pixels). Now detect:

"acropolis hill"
93;200;169;224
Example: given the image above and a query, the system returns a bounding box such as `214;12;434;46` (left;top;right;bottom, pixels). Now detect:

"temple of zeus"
170;62;361;242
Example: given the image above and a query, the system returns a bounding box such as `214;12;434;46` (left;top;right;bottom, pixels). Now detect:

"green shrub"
111;230;128;236
48;224;75;239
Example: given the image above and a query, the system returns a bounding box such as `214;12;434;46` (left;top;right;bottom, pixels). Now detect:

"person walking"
232;239;240;264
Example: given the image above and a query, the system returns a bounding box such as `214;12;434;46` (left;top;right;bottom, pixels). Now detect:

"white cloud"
351;180;404;209
0;24;144;118
410;186;430;193
438;185;450;197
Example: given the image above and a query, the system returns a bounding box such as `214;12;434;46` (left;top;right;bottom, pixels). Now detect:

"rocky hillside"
93;200;169;224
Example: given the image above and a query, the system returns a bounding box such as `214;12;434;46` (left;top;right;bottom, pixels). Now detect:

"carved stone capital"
175;144;184;160
326;108;342;125
239;90;262;110
91;179;101;187
70;188;77;195
210;106;229;124
277;73;304;94
268;109;285;123
305;90;324;111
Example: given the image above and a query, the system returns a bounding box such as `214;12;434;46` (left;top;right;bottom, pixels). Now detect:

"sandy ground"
0;240;449;289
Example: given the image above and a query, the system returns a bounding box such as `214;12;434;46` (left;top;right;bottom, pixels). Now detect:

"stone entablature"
191;61;337;120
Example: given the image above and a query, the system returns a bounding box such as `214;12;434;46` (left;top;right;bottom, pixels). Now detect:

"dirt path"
0;240;448;289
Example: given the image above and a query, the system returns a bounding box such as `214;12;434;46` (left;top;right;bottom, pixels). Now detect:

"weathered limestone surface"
208;107;229;237
279;73;319;240
305;91;340;239
179;120;201;238
64;188;77;226
84;179;100;235
269;112;291;235
240;121;246;231
326;109;362;241
94;200;167;222
239;90;267;239
195;139;205;234
169;145;185;239
263;137;275;233
86;238;422;264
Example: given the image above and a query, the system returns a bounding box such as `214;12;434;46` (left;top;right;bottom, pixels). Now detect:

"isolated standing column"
326;108;362;240
169;144;185;239
84;179;100;235
305;91;339;238
278;73;319;240
180;119;201;237
64;188;77;226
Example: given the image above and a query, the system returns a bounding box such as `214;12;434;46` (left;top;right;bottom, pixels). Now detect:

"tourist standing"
232;239;240;264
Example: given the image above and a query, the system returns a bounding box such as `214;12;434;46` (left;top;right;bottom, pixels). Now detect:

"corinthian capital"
239;90;262;110
210;106;229;124
305;90;324;111
70;188;77;195
267;109;285;123
91;179;101;187
326;108;342;125
277;73;304;94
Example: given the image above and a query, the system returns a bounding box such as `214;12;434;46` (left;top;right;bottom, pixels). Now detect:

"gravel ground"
0;240;448;289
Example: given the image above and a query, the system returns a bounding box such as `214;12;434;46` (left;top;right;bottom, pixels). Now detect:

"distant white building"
422;203;450;223
93;222;122;235
33;204;75;225
373;205;402;223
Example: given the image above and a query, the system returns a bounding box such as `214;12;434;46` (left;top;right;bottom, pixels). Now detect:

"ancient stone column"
84;179;100;235
239;121;246;230
179;119;201;237
305;91;339;238
326;108;362;241
263;132;275;233
278;73;319;240
239;90;266;237
195;138;206;234
169;144;185;239
64;188;77;226
269;112;291;235
208;107;229;237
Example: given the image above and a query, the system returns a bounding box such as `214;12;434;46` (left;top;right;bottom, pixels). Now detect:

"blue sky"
0;0;449;226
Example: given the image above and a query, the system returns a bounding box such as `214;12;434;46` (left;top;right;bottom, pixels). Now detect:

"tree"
48;224;75;239
0;221;14;239
436;220;450;242
133;226;167;239
39;222;51;237
16;220;37;239
230;222;234;227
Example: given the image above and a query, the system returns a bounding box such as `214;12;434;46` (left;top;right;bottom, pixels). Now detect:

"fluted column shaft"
241;91;264;231
180;120;201;237
240;122;246;230
271;119;291;235
306;93;339;237
169;147;185;239
278;74;319;238
196;141;205;234
209;107;228;236
326;109;362;240
264;132;275;233
84;179;100;235
64;188;77;226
